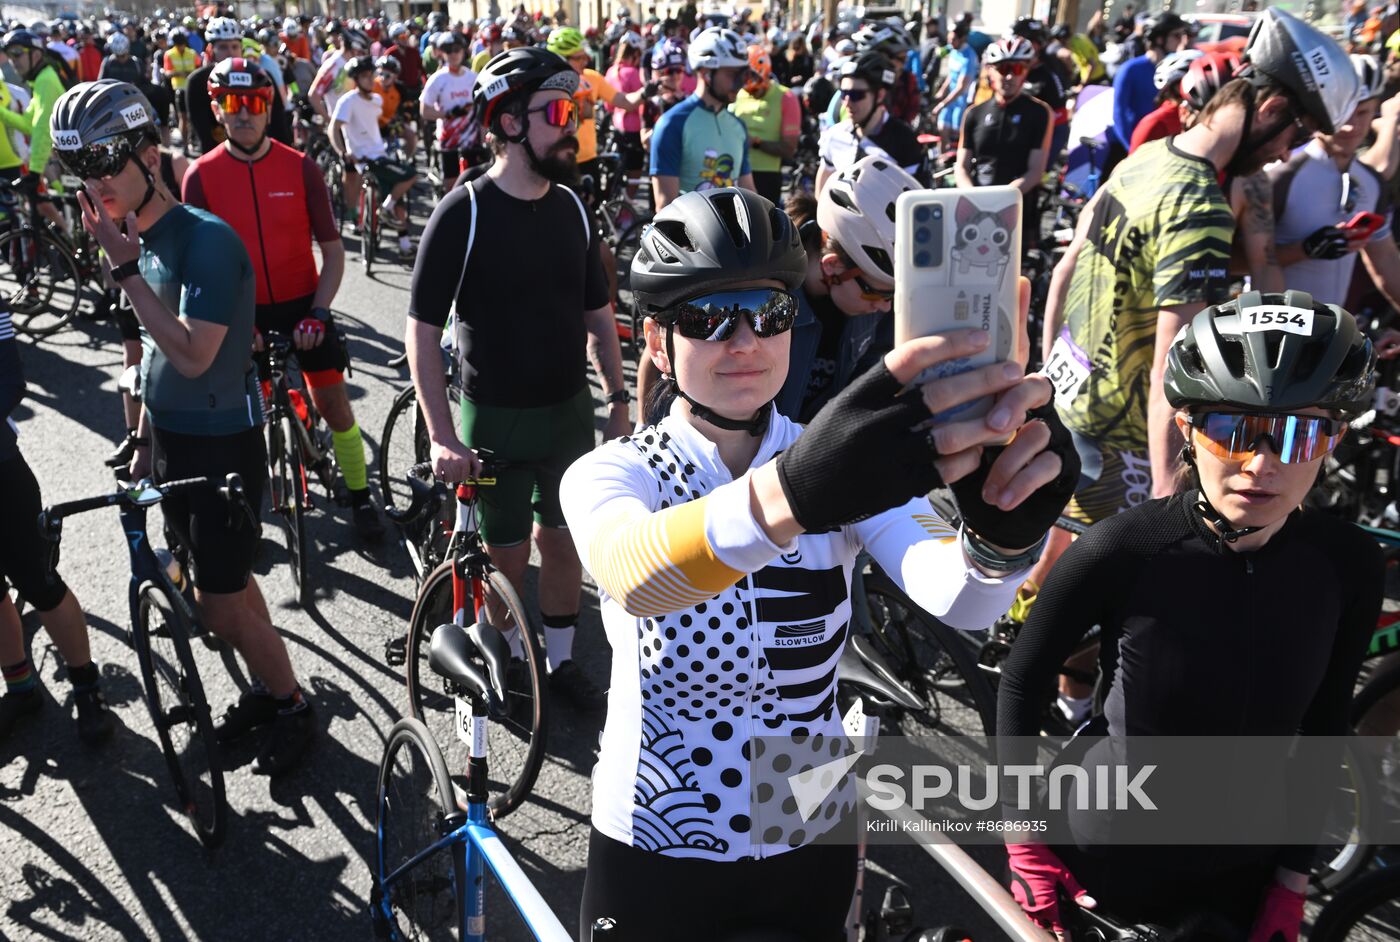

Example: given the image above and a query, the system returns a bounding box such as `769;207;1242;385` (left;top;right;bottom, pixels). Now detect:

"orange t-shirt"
374;78;401;126
283;34;312;62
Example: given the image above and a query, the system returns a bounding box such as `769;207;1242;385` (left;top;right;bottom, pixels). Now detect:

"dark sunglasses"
839;87;870;102
526;98;578;128
1189;411;1345;465
663;288;799;341
438;43;463;53
57;136;137;180
828;265;894;301
993;63;1028;77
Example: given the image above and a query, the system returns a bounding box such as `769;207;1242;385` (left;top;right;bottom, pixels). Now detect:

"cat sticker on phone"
894;186;1022;423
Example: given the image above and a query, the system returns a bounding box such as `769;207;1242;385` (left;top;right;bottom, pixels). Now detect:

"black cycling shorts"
174;88;188;116
151;425;266;595
0;453;68;611
578;826;857;942
613;130;644;173
114;292;140;342
256;295;348;376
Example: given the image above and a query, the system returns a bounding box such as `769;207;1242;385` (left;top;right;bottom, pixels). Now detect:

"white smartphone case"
894;186;1022;421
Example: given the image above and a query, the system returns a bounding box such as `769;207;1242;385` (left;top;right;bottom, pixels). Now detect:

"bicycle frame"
375;707;570;941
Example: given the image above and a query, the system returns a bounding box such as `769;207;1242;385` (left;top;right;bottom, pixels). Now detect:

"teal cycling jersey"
139;205;263;435
649;93;752;193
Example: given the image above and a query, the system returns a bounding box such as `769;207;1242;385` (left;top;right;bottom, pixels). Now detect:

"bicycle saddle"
428;622;509;716
839;634;927;712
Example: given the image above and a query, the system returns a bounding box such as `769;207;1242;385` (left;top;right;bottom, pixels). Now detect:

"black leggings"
0;453;68;611
578;827;857;942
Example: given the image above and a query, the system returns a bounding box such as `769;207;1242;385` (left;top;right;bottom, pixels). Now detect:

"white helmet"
984;36;1035;64
206;17;242;42
688;26;749;70
107;32;130;55
817;154;919;287
283;17;301;37
619;30;644;50
1352;53;1384;102
1153;48;1203;90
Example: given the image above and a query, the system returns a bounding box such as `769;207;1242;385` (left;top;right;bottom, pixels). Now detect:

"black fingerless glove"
1303;225;1350;260
948;402;1081;549
776;362;943;532
643;80;660;97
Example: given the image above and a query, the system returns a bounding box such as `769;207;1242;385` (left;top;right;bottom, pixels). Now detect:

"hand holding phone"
1339;211;1385;241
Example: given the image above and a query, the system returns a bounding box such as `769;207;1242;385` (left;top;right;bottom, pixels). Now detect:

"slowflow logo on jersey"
772;620;825;647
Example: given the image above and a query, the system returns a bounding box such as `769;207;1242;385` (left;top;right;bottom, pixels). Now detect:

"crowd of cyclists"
3;0;1400;938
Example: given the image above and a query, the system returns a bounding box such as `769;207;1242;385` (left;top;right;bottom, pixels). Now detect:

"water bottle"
154;547;194;606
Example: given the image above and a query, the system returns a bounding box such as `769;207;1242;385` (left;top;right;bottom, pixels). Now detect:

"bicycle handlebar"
40;474;253;544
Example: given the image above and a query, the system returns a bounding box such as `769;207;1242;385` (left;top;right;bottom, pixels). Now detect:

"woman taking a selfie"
998;292;1383;941
562;186;1080;941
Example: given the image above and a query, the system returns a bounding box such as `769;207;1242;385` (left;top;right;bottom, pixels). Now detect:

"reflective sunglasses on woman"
662;288;799;341
527;97;579;128
1188;411;1346;465
827;264;894;302
217;88;274;115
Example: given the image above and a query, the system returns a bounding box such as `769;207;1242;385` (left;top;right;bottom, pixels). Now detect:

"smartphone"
894;186;1022;423
1340;211;1385;241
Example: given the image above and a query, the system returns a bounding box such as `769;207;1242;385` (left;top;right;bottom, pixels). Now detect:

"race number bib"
1044;332;1092;404
1237;305;1314;337
454;696;472;745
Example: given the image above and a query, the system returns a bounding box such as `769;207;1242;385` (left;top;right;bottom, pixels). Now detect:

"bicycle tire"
363;185;378;275
0;228;82;336
373;716;463;939
1313;737;1383;895
861;568;999;736
134;582;227;848
272;413;310;606
1309;864;1400;941
378;383;422;513
405;562;548;819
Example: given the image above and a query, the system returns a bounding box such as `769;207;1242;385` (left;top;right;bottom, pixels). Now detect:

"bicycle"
261;329;347;606
1309;861;1400;941
385;463;548;820
38;473;254;848
351;159;383;275
371;622;574;940
377;346;465;583
0;176;85;336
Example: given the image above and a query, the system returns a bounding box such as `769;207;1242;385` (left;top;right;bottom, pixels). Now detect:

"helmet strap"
664;325;772;437
131;150;162;216
226;129;269;157
1180;441;1262;550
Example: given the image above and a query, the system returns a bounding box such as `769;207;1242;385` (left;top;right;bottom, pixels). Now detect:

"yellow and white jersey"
560;402;1022;861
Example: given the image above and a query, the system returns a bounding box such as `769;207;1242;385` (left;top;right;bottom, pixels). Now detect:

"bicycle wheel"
860;568;999;737
1309;864;1400;941
272;412;310;605
373;717;463;940
0;228;82;336
379;383;425;513
406;562;547;818
134;583;227;848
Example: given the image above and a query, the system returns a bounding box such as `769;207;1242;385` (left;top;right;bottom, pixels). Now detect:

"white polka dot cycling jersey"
560;403;1024;861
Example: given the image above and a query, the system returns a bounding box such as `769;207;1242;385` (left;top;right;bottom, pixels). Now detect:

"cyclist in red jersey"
182;58;385;540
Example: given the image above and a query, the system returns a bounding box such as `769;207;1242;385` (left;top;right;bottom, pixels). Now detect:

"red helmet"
484;22;503;43
1180;50;1243;112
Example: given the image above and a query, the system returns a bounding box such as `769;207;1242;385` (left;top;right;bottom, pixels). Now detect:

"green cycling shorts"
459;387;596;546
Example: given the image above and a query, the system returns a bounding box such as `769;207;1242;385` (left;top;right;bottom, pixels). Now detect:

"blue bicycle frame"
376;710;571;942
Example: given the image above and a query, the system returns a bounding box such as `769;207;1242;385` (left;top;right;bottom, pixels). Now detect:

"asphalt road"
0;204;1031;942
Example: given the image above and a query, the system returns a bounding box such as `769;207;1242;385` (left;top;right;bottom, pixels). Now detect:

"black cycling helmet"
209;56;274;90
1010;15;1046;45
839;50;895;89
1144;11;1187;45
2;28;43;51
1050;23;1071;42
1164;290;1376;419
345;55;375;78
632;187;806;435
375;54;401;73
633;187;805;314
473;46;579;132
1242;8;1358;135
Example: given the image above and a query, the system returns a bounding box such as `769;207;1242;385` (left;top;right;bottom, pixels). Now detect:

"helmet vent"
884;200;897;224
653;219;694;252
710;190;751;249
828;188;858;214
864;245;894;278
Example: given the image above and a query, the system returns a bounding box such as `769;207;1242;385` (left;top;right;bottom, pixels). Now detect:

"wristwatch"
110;259;141;283
310;306;332;323
607;389;632;405
961;527;1048;574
